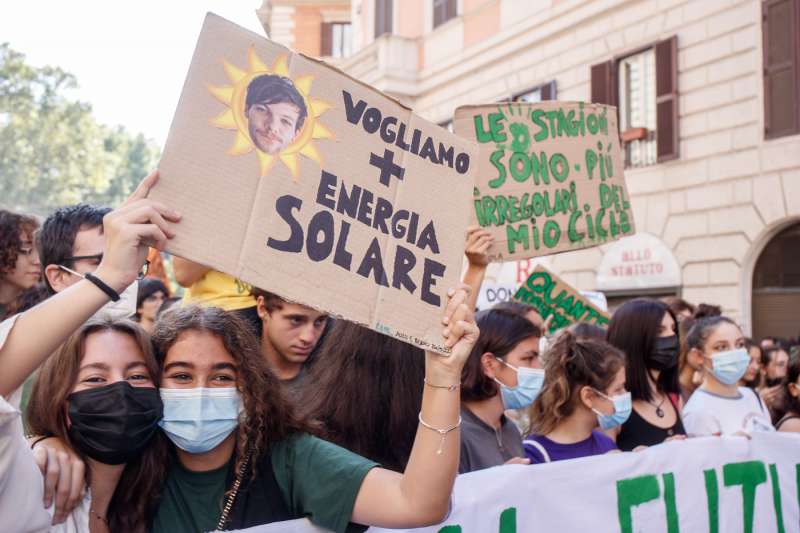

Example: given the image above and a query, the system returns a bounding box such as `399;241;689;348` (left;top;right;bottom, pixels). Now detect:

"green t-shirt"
152;433;378;533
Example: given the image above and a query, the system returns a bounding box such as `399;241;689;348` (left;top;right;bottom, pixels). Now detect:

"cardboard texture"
454;102;635;261
152;13;476;354
514;265;610;334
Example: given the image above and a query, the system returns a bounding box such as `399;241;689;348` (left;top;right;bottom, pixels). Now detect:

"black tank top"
617;397;686;452
225;451;294;530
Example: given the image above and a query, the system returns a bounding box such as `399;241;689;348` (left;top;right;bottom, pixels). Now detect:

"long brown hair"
25;318;167;533
528;330;625;435
151;306;308;479
298;319;425;472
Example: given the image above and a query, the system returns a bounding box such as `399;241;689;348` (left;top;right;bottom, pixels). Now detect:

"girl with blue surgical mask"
524;330;628;464
458;309;544;473
151;292;478;533
682;316;774;436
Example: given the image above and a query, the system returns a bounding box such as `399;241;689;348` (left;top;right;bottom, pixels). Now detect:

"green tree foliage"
0;43;160;215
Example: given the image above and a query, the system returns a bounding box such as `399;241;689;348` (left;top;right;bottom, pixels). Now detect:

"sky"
0;1;267;147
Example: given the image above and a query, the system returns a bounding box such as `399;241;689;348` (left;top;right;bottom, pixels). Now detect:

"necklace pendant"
656;407;665;418
437;436;445;455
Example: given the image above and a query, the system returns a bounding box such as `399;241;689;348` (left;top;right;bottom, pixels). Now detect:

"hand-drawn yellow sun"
208;47;333;180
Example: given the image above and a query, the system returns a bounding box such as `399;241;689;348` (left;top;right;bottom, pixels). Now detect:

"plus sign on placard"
369;148;405;187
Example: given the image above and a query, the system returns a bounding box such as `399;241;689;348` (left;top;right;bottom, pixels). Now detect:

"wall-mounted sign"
596;233;680;291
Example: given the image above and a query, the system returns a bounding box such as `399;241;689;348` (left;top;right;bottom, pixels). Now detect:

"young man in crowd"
252;287;328;388
38;204;111;295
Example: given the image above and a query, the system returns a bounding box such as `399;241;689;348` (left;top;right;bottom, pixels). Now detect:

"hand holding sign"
152;14;476;353
96;170;182;293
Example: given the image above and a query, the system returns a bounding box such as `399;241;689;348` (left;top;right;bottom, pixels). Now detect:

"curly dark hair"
0;209;38;275
151;306;309;481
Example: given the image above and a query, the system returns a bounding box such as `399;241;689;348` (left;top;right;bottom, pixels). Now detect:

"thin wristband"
424;378;460;391
84;272;121;302
418;412;462;455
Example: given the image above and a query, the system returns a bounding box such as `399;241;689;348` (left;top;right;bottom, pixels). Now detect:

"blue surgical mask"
592;390;632;430
494;358;545;410
159;387;241;454
709;348;750;385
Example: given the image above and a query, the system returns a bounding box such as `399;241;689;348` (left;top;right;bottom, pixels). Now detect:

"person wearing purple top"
523;430;617;463
524;330;630;464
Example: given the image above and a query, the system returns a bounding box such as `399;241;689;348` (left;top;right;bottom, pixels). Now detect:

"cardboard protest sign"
514;264;609;334
152;14;476;353
454;101;635;261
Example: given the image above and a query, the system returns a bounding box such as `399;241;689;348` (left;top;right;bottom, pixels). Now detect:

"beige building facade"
258;0;800;339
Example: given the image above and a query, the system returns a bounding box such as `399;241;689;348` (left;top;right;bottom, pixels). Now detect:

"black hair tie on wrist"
84;272;121;302
29;434;54;450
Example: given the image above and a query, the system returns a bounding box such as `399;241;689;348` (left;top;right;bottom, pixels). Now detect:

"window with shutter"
321;23;333;57
592;35;680;169
655;36;679;162
762;0;800;139
321;23;352;58
512;81;557;103
433;0;458;29
375;0;393;38
619;48;657;167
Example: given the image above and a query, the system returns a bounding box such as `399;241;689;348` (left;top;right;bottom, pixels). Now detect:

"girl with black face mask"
24;319;165;532
0;170;179;532
606;298;687;451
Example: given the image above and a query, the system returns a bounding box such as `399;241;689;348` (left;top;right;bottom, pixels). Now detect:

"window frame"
590;35;679;167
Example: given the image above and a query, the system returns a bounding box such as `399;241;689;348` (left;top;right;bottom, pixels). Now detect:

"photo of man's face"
244;75;308;155
247;101;301;154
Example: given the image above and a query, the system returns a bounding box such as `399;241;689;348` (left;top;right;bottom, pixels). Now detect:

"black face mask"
648;335;680;371
67;381;163;465
765;377;784;387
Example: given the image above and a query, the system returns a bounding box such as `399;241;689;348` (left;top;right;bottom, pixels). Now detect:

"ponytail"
528;330;624;435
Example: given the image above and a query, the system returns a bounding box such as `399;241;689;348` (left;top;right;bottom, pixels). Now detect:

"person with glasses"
0;170;180;530
38;203;112;295
0;210;41;321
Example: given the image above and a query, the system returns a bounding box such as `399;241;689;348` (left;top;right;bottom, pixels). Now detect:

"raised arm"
0;171;180;397
461;225;493;312
172;257;211;288
351;286;478;528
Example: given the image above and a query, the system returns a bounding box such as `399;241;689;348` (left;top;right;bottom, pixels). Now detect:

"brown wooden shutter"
540;80;557;100
447;0;457;21
590;60;617;106
655;35;679;162
763;0;800;139
375;0;393;38
320;23;333;56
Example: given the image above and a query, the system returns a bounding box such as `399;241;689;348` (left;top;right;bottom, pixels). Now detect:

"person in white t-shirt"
682;316;774;436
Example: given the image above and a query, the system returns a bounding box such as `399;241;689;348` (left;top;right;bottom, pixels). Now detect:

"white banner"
231;433;800;533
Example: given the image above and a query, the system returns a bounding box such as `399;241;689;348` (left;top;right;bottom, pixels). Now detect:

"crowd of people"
0;172;798;532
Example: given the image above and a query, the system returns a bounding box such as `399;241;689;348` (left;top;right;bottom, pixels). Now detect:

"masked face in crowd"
487;336;545;410
697;322;748;386
66;330;161;464
584;367;631;430
647;312;679;371
158;330;242;454
246;101;301;154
